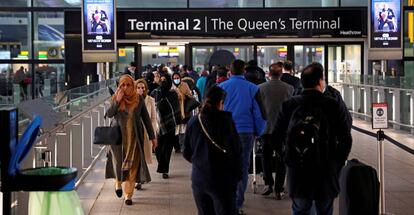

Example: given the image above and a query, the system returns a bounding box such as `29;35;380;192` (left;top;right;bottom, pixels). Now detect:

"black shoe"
238;209;245;215
115;189;123;198
275;191;286;200
261;185;273;196
135;183;142;190
125;199;132;205
162;173;169;179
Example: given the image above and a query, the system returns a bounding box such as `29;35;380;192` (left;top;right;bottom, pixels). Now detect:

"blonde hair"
135;78;149;97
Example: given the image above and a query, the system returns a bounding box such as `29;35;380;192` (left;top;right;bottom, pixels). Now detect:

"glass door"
294;45;324;77
141;45;185;68
257;45;288;72
117;45;136;77
192;45;254;72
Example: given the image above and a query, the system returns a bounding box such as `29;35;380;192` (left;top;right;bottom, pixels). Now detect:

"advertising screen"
82;0;115;51
370;0;401;48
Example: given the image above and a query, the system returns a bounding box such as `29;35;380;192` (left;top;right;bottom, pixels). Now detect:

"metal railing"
9;79;116;214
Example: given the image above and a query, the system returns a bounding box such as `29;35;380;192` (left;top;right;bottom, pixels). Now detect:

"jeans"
292;198;334;215
236;133;255;210
261;134;286;192
192;186;237;215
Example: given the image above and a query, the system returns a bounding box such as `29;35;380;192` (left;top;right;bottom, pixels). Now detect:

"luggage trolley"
250;138;263;194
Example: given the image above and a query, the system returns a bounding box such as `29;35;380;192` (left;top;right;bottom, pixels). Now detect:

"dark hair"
230;59;245;75
283;60;293;72
269;62;283;79
182;65;188;71
130;62;137;67
201;86;226;113
301;63;324;89
145;71;155;83
172;72;181;79
247;60;258;67
217;67;228;78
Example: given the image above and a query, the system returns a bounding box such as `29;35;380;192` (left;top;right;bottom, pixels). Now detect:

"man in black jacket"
282;61;302;95
272;63;352;215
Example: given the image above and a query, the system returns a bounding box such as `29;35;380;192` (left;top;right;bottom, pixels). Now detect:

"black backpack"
285;103;328;169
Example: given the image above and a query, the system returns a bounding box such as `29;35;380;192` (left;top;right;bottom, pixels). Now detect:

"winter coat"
105;96;155;183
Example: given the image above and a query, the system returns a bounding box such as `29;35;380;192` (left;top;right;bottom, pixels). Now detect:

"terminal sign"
372;103;388;129
121;9;367;38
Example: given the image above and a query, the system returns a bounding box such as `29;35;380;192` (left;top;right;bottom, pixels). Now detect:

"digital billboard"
82;0;116;51
370;0;401;48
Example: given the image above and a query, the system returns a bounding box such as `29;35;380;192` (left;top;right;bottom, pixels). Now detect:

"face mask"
173;79;180;85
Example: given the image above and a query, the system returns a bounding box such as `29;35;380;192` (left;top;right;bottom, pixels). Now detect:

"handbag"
184;95;200;113
93;117;122;145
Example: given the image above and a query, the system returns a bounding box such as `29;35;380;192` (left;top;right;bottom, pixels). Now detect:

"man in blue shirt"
219;59;266;214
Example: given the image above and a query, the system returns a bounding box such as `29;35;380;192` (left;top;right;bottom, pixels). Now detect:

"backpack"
285;103;328;169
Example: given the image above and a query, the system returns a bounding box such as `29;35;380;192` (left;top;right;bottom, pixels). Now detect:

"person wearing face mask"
171;72;193;152
150;73;181;179
134;79;159;190
183;86;242;215
105;75;157;205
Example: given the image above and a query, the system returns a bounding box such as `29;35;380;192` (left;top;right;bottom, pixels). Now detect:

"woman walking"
150;73;181;179
105;75;157;205
172;72;193;152
183;86;242;215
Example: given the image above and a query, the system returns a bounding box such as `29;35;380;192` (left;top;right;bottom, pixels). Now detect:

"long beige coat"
142;96;158;164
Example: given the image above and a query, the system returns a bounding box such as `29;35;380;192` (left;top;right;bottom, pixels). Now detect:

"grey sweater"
259;79;294;134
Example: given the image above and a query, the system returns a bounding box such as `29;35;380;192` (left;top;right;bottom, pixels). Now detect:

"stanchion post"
377;129;386;215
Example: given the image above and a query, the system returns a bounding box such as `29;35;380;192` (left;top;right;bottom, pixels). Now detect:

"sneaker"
125;199;132;205
115;188;123;198
162;173;169;179
261;185;273;196
275;191;286;200
135;183;142;190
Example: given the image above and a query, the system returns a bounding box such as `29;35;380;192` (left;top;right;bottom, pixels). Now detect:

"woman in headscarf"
144;71;159;96
171;72;193;152
105;75;157;205
150;73;181;179
135;79;158;165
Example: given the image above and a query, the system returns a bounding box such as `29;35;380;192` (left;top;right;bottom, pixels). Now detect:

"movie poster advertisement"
82;0;116;51
370;0;401;48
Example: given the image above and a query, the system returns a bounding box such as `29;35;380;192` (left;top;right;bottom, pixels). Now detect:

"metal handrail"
341;82;414;92
36;88;111;142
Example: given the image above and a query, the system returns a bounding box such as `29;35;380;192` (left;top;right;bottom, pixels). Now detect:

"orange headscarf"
113;75;138;112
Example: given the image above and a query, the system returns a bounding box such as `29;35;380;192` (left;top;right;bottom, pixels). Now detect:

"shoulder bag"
198;114;226;153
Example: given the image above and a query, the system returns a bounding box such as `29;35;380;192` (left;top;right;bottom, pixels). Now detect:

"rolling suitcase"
339;159;379;215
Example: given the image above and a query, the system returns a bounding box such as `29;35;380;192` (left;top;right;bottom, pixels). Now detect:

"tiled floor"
78;118;414;215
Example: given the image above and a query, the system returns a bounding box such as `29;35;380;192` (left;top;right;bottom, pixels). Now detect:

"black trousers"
192;186;237;215
261;134;286;192
156;131;176;173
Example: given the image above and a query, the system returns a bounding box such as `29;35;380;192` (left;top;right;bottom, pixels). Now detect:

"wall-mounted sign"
119;8;367;39
372;103;388;129
370;0;401;48
82;0;117;62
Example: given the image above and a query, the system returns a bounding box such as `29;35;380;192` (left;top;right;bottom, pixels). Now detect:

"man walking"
273;63;352;215
282;61;302;95
219;59;266;214
259;62;293;199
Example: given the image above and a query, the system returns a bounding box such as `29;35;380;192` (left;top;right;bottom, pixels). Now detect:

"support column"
393;89;400;130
